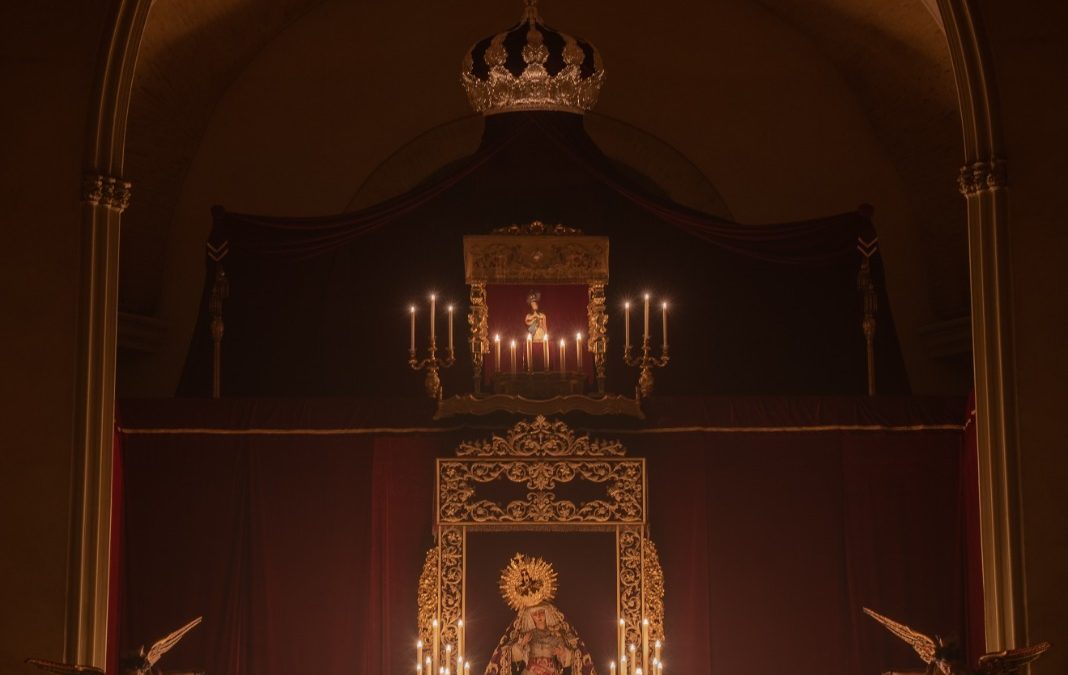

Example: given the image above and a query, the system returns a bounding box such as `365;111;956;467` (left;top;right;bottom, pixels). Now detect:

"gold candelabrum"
623;295;670;399
409;295;456;400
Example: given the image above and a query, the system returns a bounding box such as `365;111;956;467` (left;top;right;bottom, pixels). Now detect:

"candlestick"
575;333;583;370
643;293;650;339
642;618;649;673
624;301;631;350
510;339;517;374
447;305;454;351
559;338;566;373
494;334;501;371
543;334;550;370
430;294;437;341
525;334;533;373
661;302;668;348
410;306;416;351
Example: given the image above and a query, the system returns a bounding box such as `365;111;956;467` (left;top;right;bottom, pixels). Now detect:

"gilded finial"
522;0;540;23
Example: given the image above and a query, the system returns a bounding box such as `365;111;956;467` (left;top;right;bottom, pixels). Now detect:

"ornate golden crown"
461;0;605;115
499;553;559;610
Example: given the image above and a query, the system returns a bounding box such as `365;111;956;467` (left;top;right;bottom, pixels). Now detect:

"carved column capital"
958;158;1007;196
82;173;132;212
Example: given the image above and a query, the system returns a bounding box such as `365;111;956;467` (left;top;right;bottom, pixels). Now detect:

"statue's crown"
461;0;605;115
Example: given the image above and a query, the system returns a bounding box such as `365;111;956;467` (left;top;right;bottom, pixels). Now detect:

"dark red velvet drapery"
119;397;972;675
179;112;909;398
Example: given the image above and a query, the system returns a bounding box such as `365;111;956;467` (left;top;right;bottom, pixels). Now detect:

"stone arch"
75;0;1017;665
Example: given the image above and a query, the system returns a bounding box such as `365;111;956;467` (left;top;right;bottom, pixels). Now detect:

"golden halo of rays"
499;553;558;611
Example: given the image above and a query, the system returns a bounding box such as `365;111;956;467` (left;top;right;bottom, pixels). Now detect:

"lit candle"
430;294;437;342
494;334;501;371
661;302;668;348
618;619;625;672
425;657;432;675
432;619;440;675
621;656;627;675
447;305;454;351
445;644;451;675
642;618;649;673
457;619;464;662
510;340;517;374
629;644;636;675
624;301;631;350
526;334;533;373
418;661;422;674
643;293;650;340
410;306;416;351
559;338;566;373
543;334;550;370
654;639;661;664
417;640;423;673
575;333;583;370
610;662;616;675
464;663;470;675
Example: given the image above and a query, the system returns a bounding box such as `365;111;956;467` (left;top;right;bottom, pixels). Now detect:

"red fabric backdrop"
118;397;973;675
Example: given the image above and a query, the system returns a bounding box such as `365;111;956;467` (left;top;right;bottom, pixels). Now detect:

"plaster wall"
0;1;109;670
981;2;1068;672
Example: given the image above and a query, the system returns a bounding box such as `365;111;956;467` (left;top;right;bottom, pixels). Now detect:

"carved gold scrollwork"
417;546;439;646
456;415;624;457
468;282;489;392
587;282;608;393
463;234;609;284
439;459;643;524
439;527;464;648
618;528;665;671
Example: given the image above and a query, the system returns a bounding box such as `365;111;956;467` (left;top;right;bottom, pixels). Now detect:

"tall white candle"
642;618;649;673
494;335;501;371
661;302;668;348
432;619;440;675
654;639;661;663
624;301;631;349
447;305;454;351
543;334;550;370
610;662;617;675
430;295;437;341
457;619;464;659
510;340;517;374
526;334;533;373
410;306;416;351
643;294;650;340
618;619;626;672
575;333;583;370
629;644;636;675
559;338;566;373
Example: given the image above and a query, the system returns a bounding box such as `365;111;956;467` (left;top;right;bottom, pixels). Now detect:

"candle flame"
619;619;625;626
495;334;500;341
458;619;463;627
430;294;436;300
526;334;532;341
510;339;516;347
624;301;630;308
410;305;415;313
559;338;565;347
417;640;423;648
655;640;661;648
447;305;454;312
662;302;668;309
644;293;650;300
575;332;582;341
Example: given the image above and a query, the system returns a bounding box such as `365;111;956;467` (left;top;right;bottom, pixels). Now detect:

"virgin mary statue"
484;554;597;675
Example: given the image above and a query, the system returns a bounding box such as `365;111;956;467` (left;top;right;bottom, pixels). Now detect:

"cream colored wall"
125;0;952;397
0;1;109;671
981;1;1068;671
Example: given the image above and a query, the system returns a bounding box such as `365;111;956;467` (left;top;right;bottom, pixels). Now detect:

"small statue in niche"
526;290;548;341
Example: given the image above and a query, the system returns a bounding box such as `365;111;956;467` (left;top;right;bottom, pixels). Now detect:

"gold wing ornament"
976;642;1051;675
144;616;203;667
864;607;938;664
25;659;105;675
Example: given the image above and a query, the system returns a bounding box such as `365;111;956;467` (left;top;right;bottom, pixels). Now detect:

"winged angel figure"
863;608;1050;675
27;616;203;675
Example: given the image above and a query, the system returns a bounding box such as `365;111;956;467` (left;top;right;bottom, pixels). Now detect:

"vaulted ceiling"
118;0;968;395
